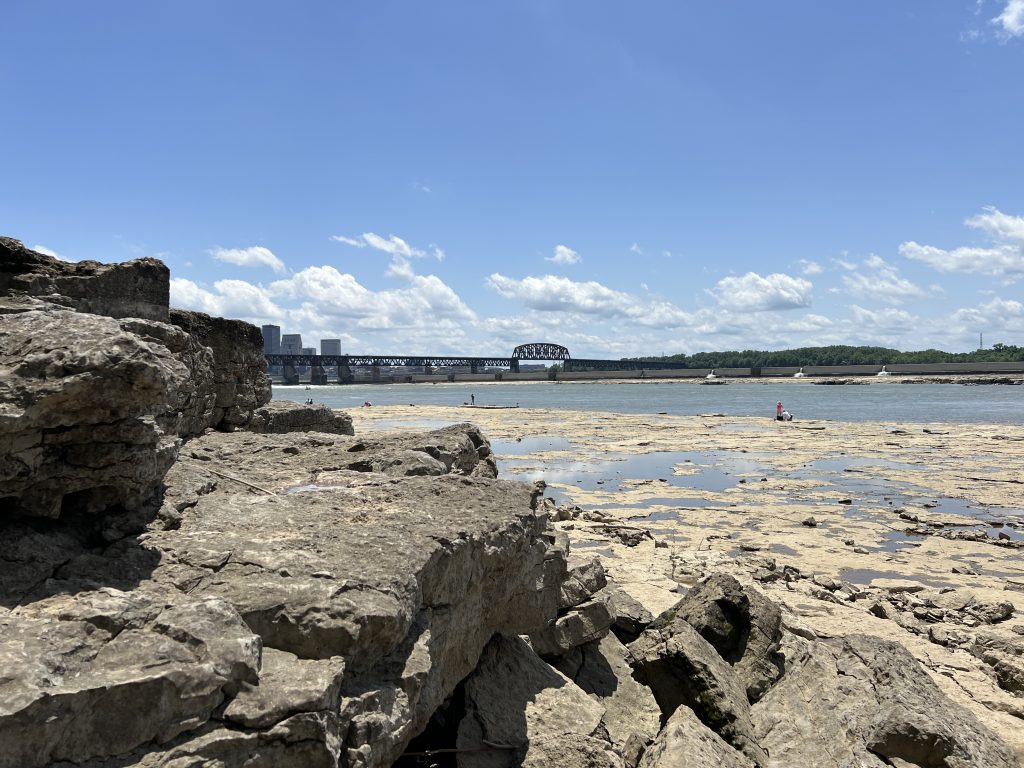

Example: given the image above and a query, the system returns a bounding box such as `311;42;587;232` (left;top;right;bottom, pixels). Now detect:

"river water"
273;380;1022;424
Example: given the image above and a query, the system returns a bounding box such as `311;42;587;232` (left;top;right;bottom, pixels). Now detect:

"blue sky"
3;1;1023;357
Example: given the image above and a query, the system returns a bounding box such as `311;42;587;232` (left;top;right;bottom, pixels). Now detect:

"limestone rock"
560;555;608;609
0;589;260;768
596;580;654;643
0;237;169;321
752;633;1017;768
169;308;271;429
971;631;1024;695
223;647;346;729
530;598;615;658
627;616;768;766
457;634;623;768
553;633;662;766
247;400;355;435
638;704;755;768
0;307;207;518
665;574;783;702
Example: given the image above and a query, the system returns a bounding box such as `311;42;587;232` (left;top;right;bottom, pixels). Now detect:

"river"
273;379;1021;424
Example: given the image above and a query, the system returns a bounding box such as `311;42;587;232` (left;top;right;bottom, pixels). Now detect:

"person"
363;400;372;407
471;393;475;405
781;409;793;421
776;401;784;421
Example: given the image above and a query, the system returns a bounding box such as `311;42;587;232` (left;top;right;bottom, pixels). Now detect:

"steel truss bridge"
264;341;682;373
264;353;681;371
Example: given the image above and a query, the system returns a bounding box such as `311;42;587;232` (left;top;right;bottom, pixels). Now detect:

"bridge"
264;342;682;384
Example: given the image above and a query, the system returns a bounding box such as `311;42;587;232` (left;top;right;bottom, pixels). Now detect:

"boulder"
560;556;608;609
457;634;623;768
637;704;755;768
169;309;271;429
246;400;355;435
0;306;211;518
627;616;768;766
0;589;260;768
553;633;662;766
666;574;783;701
0;237;169;322
752;633;1017;768
530;599;615;658
596;581;654;643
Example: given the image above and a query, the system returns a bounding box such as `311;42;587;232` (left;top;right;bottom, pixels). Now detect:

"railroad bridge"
264;342;677;384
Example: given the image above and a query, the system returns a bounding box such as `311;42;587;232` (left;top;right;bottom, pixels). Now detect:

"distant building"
321;338;342;356
281;334;303;355
300;347;316;356
261;324;280;354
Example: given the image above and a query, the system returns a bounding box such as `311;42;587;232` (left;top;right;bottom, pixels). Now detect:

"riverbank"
351;403;1024;758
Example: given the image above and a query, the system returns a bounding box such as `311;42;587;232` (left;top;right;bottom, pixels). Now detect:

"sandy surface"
351;404;1024;758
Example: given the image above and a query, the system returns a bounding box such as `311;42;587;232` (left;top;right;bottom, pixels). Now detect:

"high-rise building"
320;339;342;356
261;324;281;354
300;347;316;356
280;334;303;355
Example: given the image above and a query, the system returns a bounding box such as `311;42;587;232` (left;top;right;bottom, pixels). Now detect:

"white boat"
794;367;806;378
877;365;891;376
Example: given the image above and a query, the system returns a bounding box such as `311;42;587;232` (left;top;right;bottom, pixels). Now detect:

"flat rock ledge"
0;424;565;768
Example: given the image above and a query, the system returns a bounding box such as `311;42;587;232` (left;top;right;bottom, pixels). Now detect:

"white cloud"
330;235;366;248
709;272;813;312
840;255;926;304
170;277;285;320
994;0;1024;36
270;265;476;328
630;243;643;255
211;246;286;274
31;244;68;261
966;206;1024;242
485;273;693;328
797;259;823;275
488;273;634;315
545;244;581;265
900;207;1024;278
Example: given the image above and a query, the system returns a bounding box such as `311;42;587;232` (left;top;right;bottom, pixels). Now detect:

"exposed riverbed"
344;401;1024;758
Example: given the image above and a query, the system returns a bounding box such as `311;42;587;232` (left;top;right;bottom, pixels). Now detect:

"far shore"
272;372;1024;387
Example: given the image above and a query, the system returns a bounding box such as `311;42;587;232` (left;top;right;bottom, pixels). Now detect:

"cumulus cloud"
840;255;926;304
709;272;813;312
797;259;823;275
331;232;444;261
994;0;1024;37
170;278;285;320
486;273;693;328
545;244;581;265
211;246;286;274
270;265;475;328
899;207;1024;278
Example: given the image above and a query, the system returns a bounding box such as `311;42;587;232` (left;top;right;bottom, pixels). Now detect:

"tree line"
629;344;1024;368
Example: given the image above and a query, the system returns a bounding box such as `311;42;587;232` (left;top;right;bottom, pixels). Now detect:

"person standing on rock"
471;393;475;406
776;401;783;421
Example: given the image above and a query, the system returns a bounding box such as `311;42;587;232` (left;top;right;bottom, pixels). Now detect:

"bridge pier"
470;361;479;374
510;360;520;373
564;360;573;373
310;366;328;385
337;362;354;384
282;365;300;385
371;364;381;383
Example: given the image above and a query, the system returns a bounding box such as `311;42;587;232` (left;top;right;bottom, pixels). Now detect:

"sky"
3;1;1023;358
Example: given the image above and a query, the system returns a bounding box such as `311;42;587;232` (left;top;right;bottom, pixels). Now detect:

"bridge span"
264;352;682;384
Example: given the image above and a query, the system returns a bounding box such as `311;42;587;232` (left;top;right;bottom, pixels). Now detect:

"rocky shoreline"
1;240;1021;766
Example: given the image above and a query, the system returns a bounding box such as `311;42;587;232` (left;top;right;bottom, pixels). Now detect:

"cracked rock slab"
0;589;260;768
751;632;1017;768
